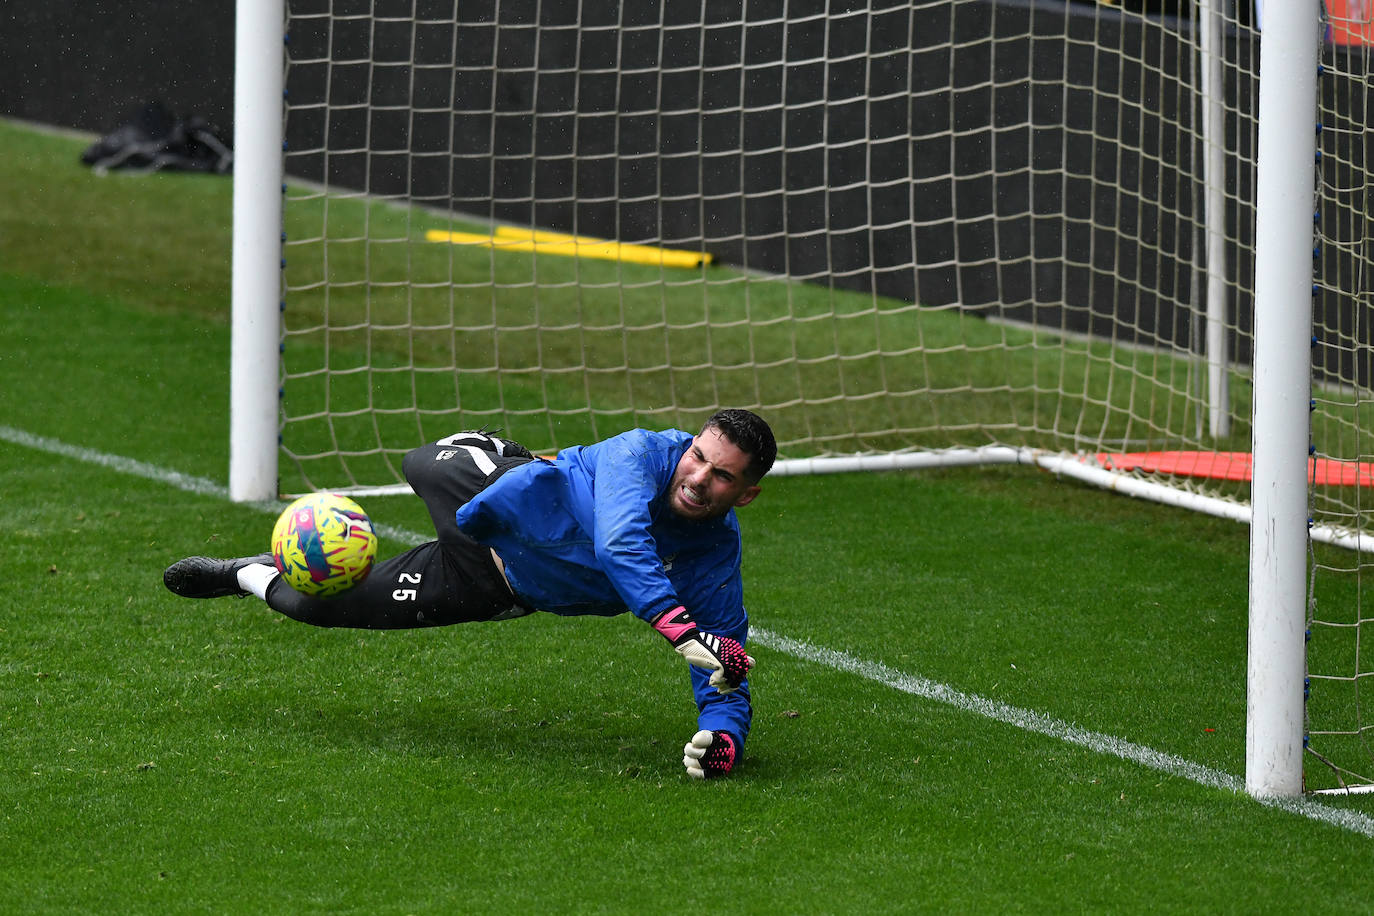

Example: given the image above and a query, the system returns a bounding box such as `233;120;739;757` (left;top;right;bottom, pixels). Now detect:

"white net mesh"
280;1;1255;484
1305;3;1374;791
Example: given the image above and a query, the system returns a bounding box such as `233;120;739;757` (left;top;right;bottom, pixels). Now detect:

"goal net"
1307;1;1374;793
277;0;1255;483
256;0;1374;791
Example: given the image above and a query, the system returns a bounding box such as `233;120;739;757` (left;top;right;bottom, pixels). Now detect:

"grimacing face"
666;427;761;521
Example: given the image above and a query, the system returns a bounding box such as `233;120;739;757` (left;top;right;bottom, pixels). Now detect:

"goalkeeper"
164;408;776;779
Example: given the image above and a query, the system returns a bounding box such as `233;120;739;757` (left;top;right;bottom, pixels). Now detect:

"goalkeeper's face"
667;428;762;521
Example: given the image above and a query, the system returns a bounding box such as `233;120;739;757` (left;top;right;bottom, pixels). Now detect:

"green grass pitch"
3;118;1374;913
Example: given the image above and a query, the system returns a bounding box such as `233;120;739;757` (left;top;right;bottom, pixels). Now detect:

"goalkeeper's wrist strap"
651;605;697;646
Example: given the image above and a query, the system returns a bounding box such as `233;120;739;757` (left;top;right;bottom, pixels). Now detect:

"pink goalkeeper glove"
683;729;737;779
651;606;754;694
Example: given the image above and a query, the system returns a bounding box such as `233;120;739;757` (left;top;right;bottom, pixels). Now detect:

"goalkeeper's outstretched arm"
681;662;751;778
650;605;753;777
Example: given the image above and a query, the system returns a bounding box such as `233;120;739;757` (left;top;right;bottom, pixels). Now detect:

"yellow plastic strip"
424;227;711;268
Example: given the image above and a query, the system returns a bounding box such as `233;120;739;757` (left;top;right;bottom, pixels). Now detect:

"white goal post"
230;0;285;503
1244;0;1319;799
229;0;1367;797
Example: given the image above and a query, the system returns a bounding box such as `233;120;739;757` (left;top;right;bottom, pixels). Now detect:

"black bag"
81;101;233;174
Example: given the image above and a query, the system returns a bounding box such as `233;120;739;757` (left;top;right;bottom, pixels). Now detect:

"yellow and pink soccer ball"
271;493;378;597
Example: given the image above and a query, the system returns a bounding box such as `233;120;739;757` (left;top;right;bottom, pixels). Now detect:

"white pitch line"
5;421;1373;836
0;424;424;548
1;424;233;500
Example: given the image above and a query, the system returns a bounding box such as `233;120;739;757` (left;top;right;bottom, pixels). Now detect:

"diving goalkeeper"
164;408;776;779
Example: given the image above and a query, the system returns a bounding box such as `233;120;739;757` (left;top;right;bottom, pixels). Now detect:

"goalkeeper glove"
651;606;754;693
683;729;738;779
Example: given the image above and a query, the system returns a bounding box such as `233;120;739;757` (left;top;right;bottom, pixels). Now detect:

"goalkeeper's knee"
683;729;738;779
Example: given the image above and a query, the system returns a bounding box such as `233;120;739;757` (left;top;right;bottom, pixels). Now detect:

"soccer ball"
271;493;378;597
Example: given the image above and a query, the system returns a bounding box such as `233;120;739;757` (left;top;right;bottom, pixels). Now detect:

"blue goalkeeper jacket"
453;427;753;744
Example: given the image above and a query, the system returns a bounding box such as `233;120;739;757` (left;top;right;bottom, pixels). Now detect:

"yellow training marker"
425;226;712;269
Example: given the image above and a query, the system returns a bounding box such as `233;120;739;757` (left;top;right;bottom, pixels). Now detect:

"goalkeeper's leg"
404;431;535;547
167;537;530;629
166;429;536;627
263;538;531;628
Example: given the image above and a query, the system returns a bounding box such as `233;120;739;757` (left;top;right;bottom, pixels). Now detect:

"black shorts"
265;432;536;629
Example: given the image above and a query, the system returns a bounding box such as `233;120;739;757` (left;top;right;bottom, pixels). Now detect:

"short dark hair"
702;408;776;483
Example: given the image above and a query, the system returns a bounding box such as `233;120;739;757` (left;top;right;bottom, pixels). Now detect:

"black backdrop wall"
0;3;236;136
